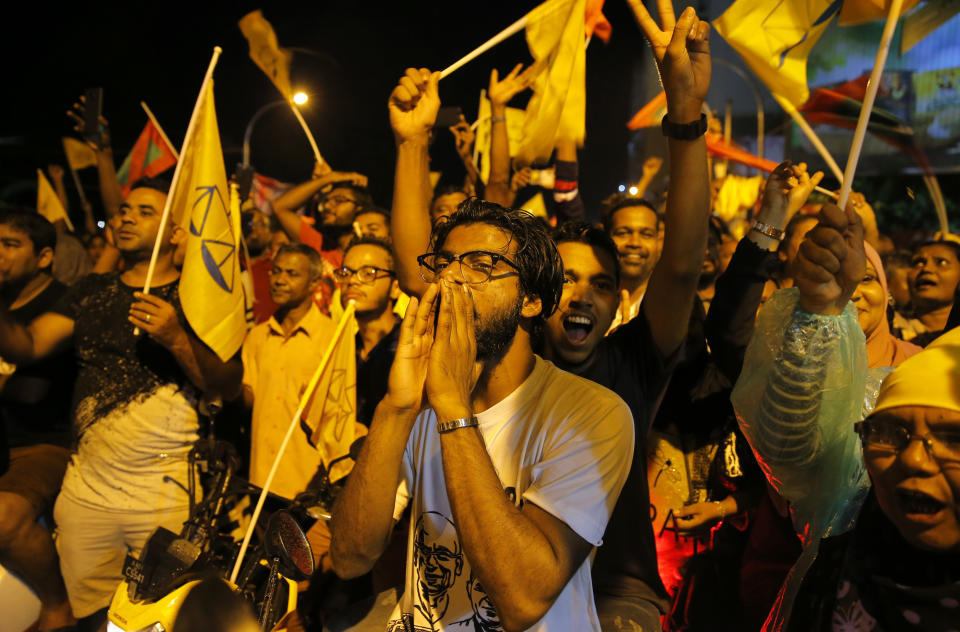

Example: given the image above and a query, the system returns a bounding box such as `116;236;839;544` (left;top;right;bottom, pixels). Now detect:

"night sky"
0;1;655;223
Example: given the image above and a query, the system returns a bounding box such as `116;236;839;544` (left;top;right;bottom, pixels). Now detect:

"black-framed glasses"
417;250;520;285
855;418;960;466
333;265;395;284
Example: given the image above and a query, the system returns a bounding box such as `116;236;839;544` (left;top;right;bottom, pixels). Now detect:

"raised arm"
732;203;869;535
629;1;712;358
272;169;368;241
450;115;480;196
485;64;534;207
705;161;822;381
330;287;438;576
388;68;441;298
67;99;123;219
552;138;587;223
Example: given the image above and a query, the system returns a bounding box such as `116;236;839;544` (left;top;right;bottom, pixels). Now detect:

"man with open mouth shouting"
539;2;714;629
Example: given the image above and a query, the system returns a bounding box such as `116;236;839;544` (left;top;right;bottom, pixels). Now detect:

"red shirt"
299;218;342;316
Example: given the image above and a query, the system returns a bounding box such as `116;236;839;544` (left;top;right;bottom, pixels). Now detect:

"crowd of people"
1;2;959;631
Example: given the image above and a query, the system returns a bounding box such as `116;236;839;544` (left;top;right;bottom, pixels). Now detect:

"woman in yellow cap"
732;202;960;631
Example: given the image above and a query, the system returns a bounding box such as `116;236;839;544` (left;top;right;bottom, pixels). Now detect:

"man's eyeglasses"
323;195;356;207
417;250;520;286
333;265;394;284
855;418;960;467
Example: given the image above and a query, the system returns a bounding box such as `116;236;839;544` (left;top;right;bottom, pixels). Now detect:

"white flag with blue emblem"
173;81;246;361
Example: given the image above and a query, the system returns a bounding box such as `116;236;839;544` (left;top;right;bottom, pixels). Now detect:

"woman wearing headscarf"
732;203;960;630
860;243;921;369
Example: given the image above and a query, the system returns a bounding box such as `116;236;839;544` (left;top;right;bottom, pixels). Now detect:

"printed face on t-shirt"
545;241;619;366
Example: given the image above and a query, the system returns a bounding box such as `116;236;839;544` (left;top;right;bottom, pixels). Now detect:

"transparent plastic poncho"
731;288;874;630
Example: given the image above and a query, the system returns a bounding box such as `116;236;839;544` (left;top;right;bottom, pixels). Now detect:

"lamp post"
242;92;309;167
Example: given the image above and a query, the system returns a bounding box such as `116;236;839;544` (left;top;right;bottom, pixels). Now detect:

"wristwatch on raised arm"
661;113;707;140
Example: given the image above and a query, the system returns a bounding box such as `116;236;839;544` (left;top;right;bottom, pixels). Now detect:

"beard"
475;296;524;366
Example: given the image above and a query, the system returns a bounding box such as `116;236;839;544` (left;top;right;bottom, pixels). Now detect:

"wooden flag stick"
289;103;326;168
773;94;844;184
229;301;356;585
66;163;89;207
140;101;180;160
441;14;528;79
136;46;222;335
836;0;904;210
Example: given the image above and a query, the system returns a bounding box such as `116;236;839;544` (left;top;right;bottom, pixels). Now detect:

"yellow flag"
839;0;920;26
714;0;842;107
36;170;73;231
61;138;97;170
305;311;366;483
174;82;246;362
516;0;586;166
238;10;293;100
475;95;526;184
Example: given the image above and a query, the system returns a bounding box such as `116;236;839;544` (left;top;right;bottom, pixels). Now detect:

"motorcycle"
106;438;317;632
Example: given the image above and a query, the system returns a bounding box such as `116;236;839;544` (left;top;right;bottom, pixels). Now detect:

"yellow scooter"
106;440;314;632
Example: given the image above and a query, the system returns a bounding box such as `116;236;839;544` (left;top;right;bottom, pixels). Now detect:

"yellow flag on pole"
713;0;842;107
238;10;294;100
36;170;73;231
304;310;366;483
516;0;586;165
61;138;98;171
173;82;246;362
839;0;920;26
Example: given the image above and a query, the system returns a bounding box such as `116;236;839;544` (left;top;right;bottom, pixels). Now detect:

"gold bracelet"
713;500;726;520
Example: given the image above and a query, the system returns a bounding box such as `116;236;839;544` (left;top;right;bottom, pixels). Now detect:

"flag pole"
773;94;844;183
836;0;904;210
140;101;180;160
229;301;357;585
136;46;222;335
66;163;89;207
440;14;529;79
289;103;326;168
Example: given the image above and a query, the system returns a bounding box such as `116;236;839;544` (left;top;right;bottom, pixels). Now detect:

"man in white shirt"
330;188;634;631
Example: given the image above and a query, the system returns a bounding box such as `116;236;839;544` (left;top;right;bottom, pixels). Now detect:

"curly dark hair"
551;221;621;287
429;197;564;323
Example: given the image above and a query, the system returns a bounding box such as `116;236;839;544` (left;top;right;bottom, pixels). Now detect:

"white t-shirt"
387;356;634;631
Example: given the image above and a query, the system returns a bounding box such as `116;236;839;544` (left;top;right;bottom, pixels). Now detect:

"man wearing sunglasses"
335;236;401;426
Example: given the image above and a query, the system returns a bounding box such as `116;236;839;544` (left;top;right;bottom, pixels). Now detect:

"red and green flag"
116;119;178;194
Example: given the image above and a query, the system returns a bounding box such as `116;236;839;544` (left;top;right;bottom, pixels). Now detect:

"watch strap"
661;113;707;140
750;220;785;241
437;416;479;434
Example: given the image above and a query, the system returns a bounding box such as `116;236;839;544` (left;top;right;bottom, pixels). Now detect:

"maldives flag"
116;120;178;194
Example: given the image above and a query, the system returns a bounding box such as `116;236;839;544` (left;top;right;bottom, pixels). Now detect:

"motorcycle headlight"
107;623;165;632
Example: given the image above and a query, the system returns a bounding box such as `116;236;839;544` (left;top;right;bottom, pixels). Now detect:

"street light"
242;93;311;166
